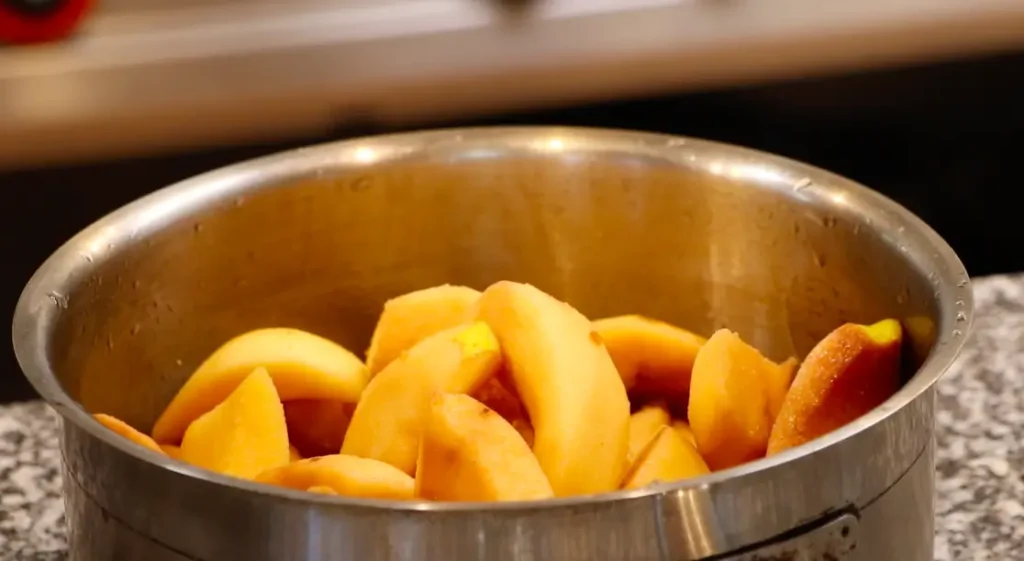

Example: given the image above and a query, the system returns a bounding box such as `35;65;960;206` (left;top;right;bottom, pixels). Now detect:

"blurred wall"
2;50;1021;402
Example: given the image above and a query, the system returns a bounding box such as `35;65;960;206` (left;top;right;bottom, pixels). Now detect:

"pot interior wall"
46;143;938;431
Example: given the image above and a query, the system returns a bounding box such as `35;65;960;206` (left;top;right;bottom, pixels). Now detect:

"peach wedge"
342;322;502;474
256;455;414;500
365;284;482;376
416;393;553;502
152;328;367;444
475;281;630;496
768;319;902;455
180;367;290;480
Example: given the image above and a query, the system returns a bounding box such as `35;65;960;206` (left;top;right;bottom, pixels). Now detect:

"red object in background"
0;0;94;44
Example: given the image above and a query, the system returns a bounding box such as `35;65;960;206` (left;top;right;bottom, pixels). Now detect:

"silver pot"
13;128;972;561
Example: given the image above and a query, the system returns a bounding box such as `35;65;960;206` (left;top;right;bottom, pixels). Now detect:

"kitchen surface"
4;1;1024;559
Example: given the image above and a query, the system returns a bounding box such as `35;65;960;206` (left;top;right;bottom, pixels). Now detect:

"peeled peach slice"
365;285;482;375
475;281;630;496
307;485;337;495
289;445;303;462
283;400;352;458
688;329;780;470
342;322;502;474
627;403;671;466
593;315;706;406
256;454;414;500
671;419;697;448
152;328;367;444
767;357;800;419
416;393;553;502
622;425;709;490
93;413;164;454
768;319;902;455
180;367;290;480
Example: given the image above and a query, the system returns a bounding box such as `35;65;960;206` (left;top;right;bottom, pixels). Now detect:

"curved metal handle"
716;512;859;561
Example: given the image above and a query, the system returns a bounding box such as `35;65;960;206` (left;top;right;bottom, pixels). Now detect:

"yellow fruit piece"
621;425;709;489
256;455;414;500
307;485;337;495
342;322;502;474
152;328;367;444
366;285;482;376
160;444;183;460
289;445;303;462
416;393;553;502
593;315;706;406
768;320;902;455
475;281;630;496
93;413;164;454
688;329;779;471
671;420;697;448
180;367;290;480
627;403;671;466
283;400;352;458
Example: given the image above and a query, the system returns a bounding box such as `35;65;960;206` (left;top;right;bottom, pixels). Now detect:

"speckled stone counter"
2;274;1022;560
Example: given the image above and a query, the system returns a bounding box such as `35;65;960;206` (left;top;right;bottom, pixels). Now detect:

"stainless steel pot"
13;128;972;561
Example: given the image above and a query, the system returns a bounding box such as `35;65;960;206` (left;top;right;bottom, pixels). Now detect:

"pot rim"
12;125;973;512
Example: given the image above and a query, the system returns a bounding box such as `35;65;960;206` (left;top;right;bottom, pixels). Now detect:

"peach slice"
342;322;502;474
283;399;352;459
365;285;482;376
593;315;706;407
289;445;303;462
671;419;697;448
180;367;290;480
415;393;553;502
627;403;671;466
767;357;800;420
687;329;780;470
153;328;367;444
93;413;164;454
767;319;902;455
622;425;709;490
475;281;630;496
256;454;414;500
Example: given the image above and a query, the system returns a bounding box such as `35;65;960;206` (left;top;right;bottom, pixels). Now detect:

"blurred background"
3;0;1024;401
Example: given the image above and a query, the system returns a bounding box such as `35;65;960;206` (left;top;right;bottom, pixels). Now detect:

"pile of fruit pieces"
94;281;902;501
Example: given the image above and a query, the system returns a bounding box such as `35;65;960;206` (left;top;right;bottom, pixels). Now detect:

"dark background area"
2;51;1021;403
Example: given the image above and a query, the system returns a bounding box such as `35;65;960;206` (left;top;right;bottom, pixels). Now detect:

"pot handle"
654;493;860;561
715;511;859;561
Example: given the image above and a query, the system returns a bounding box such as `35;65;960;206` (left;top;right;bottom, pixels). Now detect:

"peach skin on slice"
283;399;352;458
593;315;706;406
688;329;780;470
152;328;367;444
416;393;553;502
342;322;502;474
627;402;671;466
767;319;902;455
473;374;534;447
180;367;290;480
365;284;482;376
475;281;630;496
622;425;709;490
93;413;164;455
256;454;414;500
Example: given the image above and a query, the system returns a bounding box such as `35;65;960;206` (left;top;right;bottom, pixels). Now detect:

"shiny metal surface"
14;127;971;560
5;0;1024;169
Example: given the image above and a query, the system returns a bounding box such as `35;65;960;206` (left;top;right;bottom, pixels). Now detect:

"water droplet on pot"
47;292;69;309
951;329;963;338
956;311;967;322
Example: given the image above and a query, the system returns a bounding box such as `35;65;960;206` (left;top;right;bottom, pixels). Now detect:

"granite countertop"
2;274;1023;560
